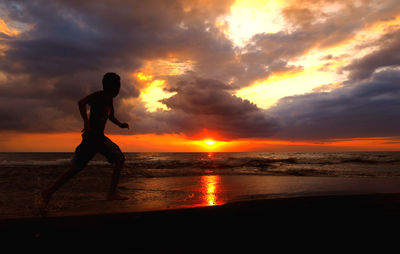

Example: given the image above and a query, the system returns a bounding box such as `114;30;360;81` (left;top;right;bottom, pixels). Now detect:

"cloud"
344;30;400;81
0;0;280;139
244;0;400;68
146;76;278;139
0;0;235;133
267;69;400;140
0;0;400;143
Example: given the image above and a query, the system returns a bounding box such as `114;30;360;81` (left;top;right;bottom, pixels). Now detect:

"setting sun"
189;139;230;152
205;140;215;146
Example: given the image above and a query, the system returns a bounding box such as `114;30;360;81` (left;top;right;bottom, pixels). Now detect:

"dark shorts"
72;132;125;168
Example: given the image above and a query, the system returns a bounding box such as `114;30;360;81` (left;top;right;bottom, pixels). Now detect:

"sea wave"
1;154;399;168
124;157;297;170
1;152;400;178
125;166;400;178
1;156;398;167
0;159;72;166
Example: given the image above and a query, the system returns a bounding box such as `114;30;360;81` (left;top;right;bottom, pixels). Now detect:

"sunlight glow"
135;72;177;112
136;72;153;81
137;58;194;77
134;57;194;112
139;79;176;112
0;18;20;36
191;139;229;152
205;140;215;145
235;66;345;109
231;9;400;110
218;0;287;48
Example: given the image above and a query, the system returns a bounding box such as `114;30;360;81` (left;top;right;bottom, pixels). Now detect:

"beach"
3;175;400;248
2;152;400;249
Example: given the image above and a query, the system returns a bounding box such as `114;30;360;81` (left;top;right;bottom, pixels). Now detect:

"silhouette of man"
41;72;129;208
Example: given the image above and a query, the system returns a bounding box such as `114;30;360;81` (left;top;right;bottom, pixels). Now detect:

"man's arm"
109;106;129;129
78;96;90;132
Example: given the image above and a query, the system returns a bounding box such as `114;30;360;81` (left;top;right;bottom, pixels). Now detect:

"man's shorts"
72;132;125;168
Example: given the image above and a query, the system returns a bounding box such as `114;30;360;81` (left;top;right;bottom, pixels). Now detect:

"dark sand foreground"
2;193;400;250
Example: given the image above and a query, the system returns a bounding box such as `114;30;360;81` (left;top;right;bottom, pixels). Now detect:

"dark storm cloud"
267;69;400;140
0;96;80;132
157;76;278;139
344;30;400;81
161;78;252;115
0;0;236;133
0;0;236;78
108;75;279;140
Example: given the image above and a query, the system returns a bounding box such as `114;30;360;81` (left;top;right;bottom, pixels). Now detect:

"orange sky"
1;132;399;152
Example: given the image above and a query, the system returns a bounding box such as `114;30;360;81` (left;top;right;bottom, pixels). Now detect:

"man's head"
102;72;121;97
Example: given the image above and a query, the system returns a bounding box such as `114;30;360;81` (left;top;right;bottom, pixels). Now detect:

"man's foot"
107;191;129;201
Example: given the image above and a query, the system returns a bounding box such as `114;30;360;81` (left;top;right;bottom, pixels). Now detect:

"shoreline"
3;193;400;244
4;174;400;220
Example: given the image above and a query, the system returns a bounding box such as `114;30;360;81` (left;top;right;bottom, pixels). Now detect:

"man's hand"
119;122;129;129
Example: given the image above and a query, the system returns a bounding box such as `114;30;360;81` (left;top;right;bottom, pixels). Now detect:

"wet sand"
4;173;400;219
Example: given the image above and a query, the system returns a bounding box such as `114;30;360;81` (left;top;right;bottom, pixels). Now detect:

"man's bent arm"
78;96;90;130
109;107;122;126
109;107;129;128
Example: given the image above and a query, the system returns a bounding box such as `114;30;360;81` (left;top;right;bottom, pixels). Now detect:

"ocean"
2;151;400;177
1;151;400;218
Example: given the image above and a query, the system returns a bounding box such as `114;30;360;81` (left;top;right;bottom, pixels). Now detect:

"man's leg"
107;160;128;200
41;163;85;208
102;136;129;200
41;135;94;209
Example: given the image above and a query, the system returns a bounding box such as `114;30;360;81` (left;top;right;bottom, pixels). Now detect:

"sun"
190;138;229;151
205;140;215;146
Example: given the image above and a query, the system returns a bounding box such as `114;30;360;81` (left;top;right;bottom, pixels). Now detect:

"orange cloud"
0;18;20;36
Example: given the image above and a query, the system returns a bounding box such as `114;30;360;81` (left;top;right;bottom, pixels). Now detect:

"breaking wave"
124;157;297;170
1;152;400;177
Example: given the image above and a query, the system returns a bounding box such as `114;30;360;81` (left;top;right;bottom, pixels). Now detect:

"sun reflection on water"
201;175;221;206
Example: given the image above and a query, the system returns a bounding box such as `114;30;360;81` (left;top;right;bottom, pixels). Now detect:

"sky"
0;0;399;152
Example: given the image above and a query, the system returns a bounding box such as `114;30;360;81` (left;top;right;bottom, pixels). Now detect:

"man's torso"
87;91;113;134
